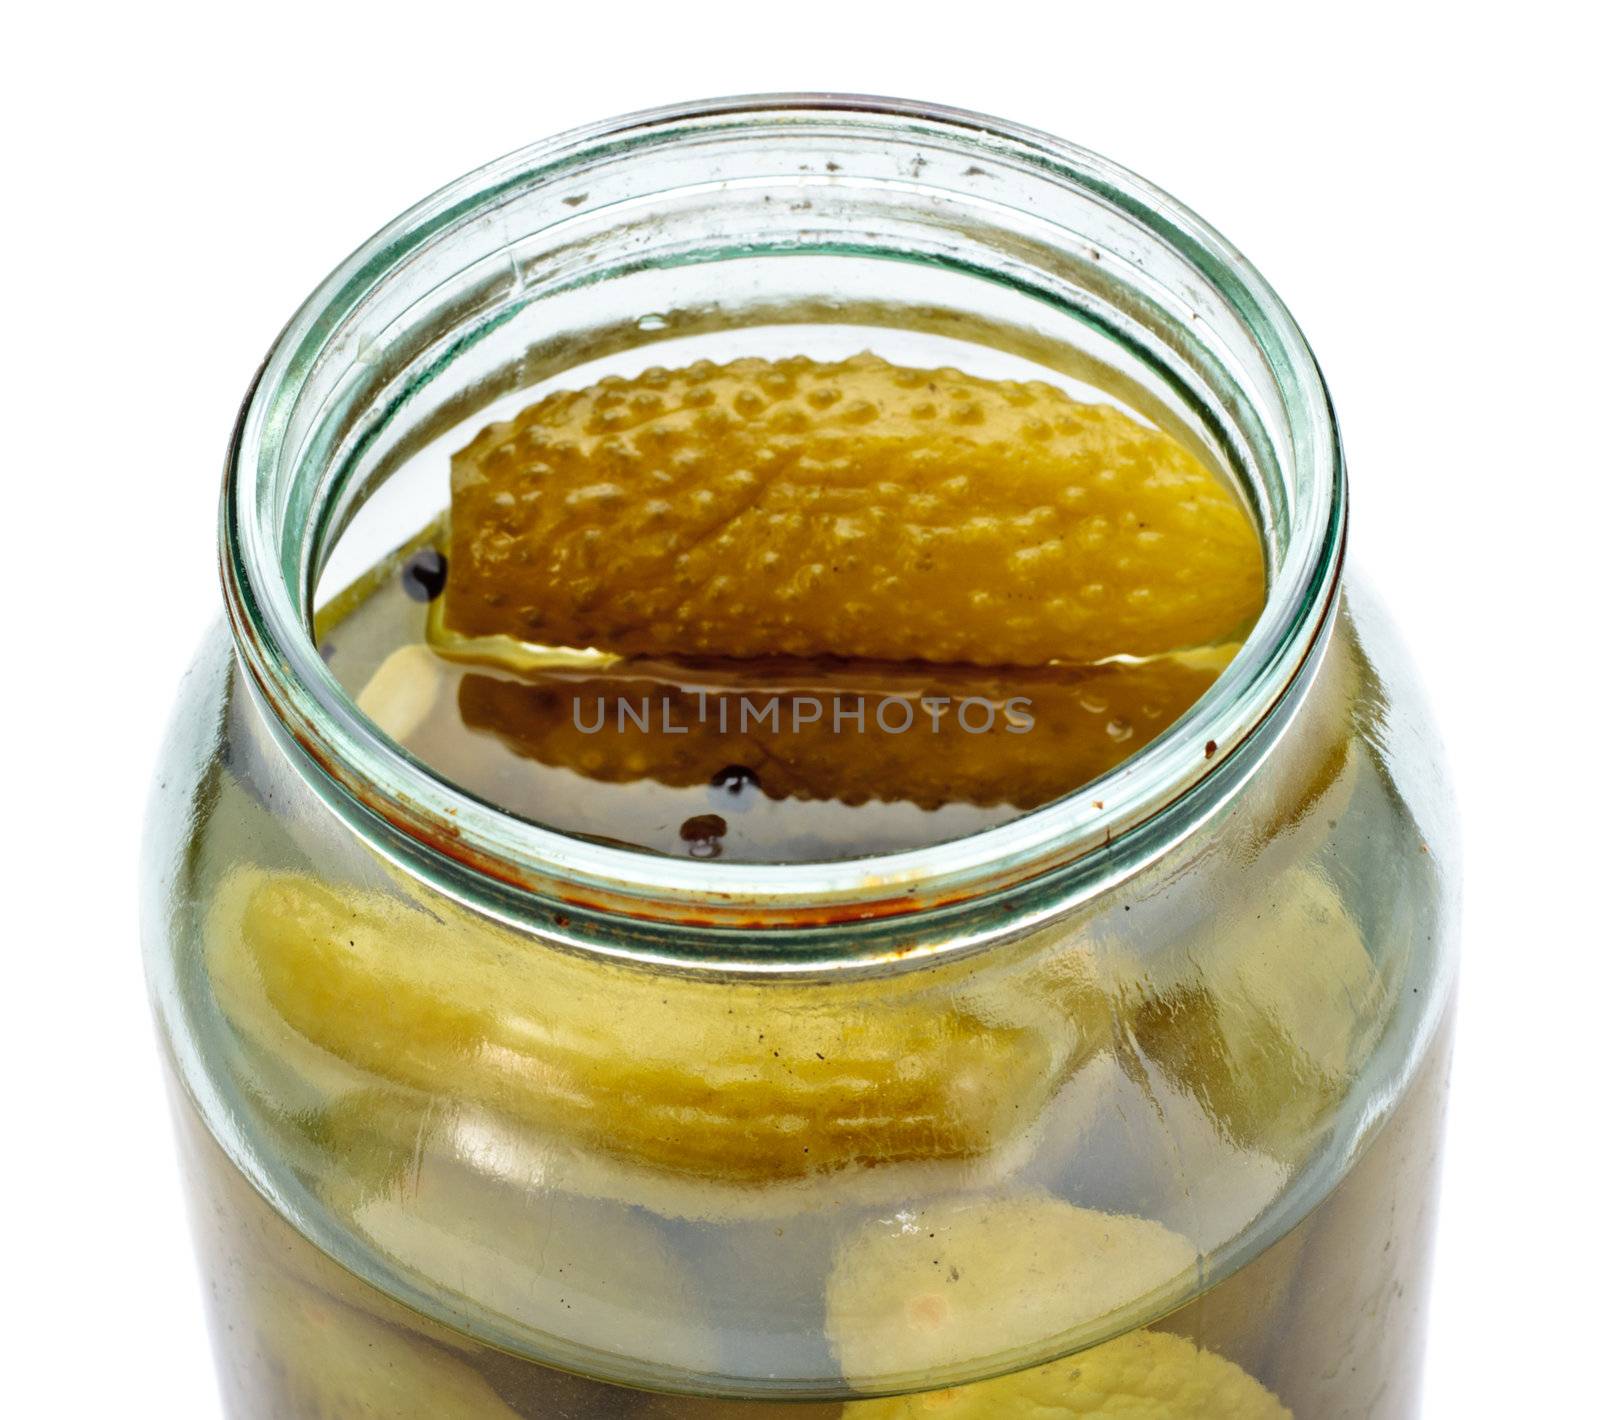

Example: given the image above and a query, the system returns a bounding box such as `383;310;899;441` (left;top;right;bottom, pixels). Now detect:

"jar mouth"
222;93;1345;964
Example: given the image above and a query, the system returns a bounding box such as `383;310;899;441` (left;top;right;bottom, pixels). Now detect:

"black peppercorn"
709;764;762;812
680;813;728;858
401;548;449;602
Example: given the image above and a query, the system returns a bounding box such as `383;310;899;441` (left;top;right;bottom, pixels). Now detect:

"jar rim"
221;93;1345;967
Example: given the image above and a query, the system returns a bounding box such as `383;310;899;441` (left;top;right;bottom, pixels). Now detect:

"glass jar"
144;96;1458;1419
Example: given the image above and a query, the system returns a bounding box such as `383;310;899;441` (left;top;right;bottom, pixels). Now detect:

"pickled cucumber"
443;354;1264;666
1114;870;1386;1158
825;1193;1289;1417
232;1267;524;1420
206;870;1093;1187
350;1156;720;1376
825;1193;1197;1384
839;1330;1289;1419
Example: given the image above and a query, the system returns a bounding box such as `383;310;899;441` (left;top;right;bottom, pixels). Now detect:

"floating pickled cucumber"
207;870;1091;1186
825;1193;1198;1385
351;1156;720;1376
826;1192;1288;1417
839;1330;1290;1419
1115;870;1387;1158
358;642;446;743
443;354;1263;666
238;1270;523;1420
457;655;1221;811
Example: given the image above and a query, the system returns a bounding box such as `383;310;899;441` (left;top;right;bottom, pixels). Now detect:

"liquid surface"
319;354;1262;862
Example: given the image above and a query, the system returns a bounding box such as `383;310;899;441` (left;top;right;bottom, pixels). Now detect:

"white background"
4;3;1593;1414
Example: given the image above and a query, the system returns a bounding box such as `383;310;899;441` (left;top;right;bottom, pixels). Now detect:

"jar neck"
221;95;1345;970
